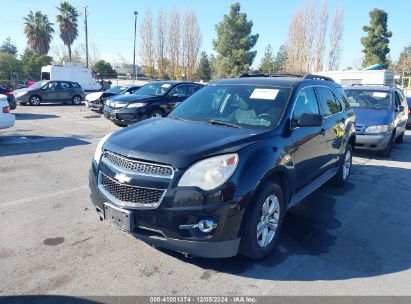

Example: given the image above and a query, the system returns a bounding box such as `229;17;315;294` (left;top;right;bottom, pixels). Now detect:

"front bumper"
103;107;146;125
15;94;30;104
88;165;243;258
355;133;391;150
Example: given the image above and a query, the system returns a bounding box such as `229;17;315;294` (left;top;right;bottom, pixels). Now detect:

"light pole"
133;11;138;83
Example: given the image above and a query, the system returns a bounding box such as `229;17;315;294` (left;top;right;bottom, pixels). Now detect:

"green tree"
197;51;212;81
56;2;79;62
257;44;275;73
361;9;392;68
0;52;21;81
93;60;117;78
24;11;54;55
213;3;259;77
273;45;287;72
393;45;411;77
0;38;18;56
20;47;52;79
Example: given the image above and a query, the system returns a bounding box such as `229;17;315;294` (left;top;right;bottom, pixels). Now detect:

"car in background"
345;85;408;157
13;80;85;106
0;95;15;130
86;85;142;113
90;74;355;259
0;87;17;110
103;81;203;127
407;97;411;128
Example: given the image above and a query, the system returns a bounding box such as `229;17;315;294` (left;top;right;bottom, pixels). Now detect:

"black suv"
103;81;203;127
89;74;355;259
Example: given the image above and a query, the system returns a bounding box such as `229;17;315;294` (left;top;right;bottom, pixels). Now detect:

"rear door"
394;90;407;134
315;86;346;166
291;86;330;189
59;82;73;101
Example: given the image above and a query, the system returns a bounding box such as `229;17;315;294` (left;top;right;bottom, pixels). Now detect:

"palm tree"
24;11;54;55
56;2;79;62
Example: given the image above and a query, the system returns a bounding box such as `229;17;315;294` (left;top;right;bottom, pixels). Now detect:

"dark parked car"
407;97;411;128
0;87;17;110
345;85;408;157
86;85;142;113
89;74;356;259
103;81;203;126
13;80;85;106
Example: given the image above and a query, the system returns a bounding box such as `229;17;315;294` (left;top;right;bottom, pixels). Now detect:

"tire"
395;131;405;144
29;95;41;106
379;133;394;157
148;108;165;118
332;144;352;186
72;95;83;105
114;122;127;127
239;181;285;260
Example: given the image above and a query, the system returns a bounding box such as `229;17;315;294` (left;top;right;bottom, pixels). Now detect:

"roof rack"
238;73;335;82
350;83;395;87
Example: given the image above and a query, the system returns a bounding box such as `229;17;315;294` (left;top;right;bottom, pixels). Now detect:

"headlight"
178;154;239;191
127;102;148;108
93;132;113;164
365;125;389;134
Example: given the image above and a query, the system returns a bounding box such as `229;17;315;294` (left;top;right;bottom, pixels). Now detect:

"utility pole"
84;6;89;68
133;11;138;83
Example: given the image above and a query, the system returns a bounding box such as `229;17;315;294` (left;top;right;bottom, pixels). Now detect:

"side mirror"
296;113;323;127
398;105;404;112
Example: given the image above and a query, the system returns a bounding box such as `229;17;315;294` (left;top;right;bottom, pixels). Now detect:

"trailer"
316;70;395;87
41;62;102;92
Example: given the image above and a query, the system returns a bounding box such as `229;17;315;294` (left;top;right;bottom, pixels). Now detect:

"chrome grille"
103;151;174;178
100;173;165;206
355;125;364;133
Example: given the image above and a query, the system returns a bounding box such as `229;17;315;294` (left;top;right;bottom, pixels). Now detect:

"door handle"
320;128;327;135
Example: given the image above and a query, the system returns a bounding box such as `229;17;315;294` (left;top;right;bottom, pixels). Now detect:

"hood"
86;91;103;101
107;94;158;103
104;117;262;168
353;108;392;127
13;87;35;95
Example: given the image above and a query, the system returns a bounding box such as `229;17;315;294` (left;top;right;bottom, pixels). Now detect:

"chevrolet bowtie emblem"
115;173;131;183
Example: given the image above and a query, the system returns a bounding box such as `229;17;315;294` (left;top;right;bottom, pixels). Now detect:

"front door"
42;81;60;102
291;87;329;190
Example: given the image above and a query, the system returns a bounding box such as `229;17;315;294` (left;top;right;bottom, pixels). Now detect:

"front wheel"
379;134;394;157
332;144;352;186
395;131;405;144
239;181;285;260
148;108;165;118
72;95;83;105
29;95;41;106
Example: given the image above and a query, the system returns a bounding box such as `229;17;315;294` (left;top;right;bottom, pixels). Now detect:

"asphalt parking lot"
1;104;411;296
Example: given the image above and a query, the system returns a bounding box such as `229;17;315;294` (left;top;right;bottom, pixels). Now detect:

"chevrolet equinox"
89;74;356;259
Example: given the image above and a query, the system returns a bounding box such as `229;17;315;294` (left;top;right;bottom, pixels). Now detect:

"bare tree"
140;10;155;78
167;9;181;80
327;6;344;71
182;9;201;80
156;9;168;79
314;1;328;71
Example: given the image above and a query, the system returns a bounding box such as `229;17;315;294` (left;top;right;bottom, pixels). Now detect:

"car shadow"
14;113;59;120
160;161;411;281
0;135;90;157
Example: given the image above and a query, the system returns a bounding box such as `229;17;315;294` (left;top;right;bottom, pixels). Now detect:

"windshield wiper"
207;119;241;128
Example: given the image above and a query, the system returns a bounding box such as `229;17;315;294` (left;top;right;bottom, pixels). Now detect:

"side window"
46;81;59;89
316;87;341;116
71;83;80;88
292;87;320;121
187;85;201;95
394;92;402;110
335;87;350;109
169;85;188;97
60;82;71;89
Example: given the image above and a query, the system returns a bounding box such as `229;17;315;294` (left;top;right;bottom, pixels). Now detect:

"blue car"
345;85;408;157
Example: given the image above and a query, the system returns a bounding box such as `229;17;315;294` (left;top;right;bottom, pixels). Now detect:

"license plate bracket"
103;203;133;231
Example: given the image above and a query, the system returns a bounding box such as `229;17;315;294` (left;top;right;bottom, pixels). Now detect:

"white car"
0;94;15;129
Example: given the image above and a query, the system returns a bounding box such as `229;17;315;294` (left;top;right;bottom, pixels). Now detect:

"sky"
0;0;410;70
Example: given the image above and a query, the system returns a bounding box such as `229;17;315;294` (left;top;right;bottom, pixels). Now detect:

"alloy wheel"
256;195;280;248
342;149;352;180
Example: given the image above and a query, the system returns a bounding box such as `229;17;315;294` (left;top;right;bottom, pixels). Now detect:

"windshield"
170;84;291;130
134;82;173;96
345;89;391;110
30;81;47;89
106;86;127;94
